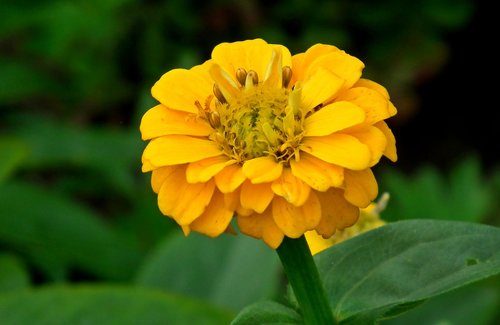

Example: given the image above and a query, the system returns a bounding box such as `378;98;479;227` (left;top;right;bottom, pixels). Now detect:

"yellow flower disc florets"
140;39;398;249
210;77;302;163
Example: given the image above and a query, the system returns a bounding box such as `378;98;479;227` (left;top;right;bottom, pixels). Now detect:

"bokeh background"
1;0;499;323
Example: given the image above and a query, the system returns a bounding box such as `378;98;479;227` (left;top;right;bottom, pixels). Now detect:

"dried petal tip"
246;70;259;87
213;84;227;104
282;66;292;88
236;68;247;86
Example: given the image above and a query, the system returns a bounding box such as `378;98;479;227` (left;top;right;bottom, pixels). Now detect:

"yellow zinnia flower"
140;39;397;249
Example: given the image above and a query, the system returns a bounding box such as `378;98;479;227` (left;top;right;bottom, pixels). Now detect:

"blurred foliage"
1;0;498;323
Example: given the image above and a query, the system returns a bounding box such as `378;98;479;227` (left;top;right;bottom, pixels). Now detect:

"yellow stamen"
208;111;221;128
282;66;292;88
246;70;258;88
213;84;226;104
236;68;247;86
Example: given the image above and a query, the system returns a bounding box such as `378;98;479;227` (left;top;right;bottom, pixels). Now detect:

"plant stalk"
276;235;337;325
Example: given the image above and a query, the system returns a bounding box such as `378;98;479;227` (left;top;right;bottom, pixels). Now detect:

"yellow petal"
157;168;215;225
272;192;321;238
142;135;222;171
237;205;253;217
186;156;236;183
224;189;241;211
189;190;234;237
345;125;387;166
388;101;397;117
305;230;335;255
237;209;285;249
292;44;340;82
315;188;359;237
304;101;365;136
242;156;283;184
301;134;371;170
336;87;391;125
375;121;398;162
343;169;378;208
306;50;364;89
290;52;305;87
354;79;389;99
263;49;283;87
140;105;213;140
271;169;311;206
261;44;292;88
301;68;344;112
240;181;274;213
151;68;212;114
151;165;182;193
290;153;343;191
142;159;155;174
181;225;190;236
273;44;292;69
214;164;246;193
208;63;239;100
211;39;273;82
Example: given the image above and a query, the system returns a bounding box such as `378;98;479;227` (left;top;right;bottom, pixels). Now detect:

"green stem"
276;235;336;325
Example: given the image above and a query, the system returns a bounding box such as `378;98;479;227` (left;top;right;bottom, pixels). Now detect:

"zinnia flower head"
140;39;397;249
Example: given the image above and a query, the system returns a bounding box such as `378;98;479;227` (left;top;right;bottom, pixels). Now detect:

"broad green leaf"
135;232;282;311
0;181;141;281
0;138;28;183
313;220;500;323
382;280;500;325
0;285;233;325
231;300;302;325
0;254;30;292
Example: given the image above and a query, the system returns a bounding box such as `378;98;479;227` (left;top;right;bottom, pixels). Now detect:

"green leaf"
381;280;500;325
230;301;302;325
135;232;282;311
0;254;30;292
0;138;28;183
0;181;141;281
0;285;233;325
314;220;500;323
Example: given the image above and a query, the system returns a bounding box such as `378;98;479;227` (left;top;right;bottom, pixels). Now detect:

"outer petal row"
301;134;371;170
289;153;343;192
140;104;212;140
304;101;365;136
292;43;364;90
157;166;215;225
142;135;222;172
151;161;375;249
151;62;212;114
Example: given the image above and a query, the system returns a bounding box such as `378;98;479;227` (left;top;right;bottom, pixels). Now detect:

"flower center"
200;66;304;164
